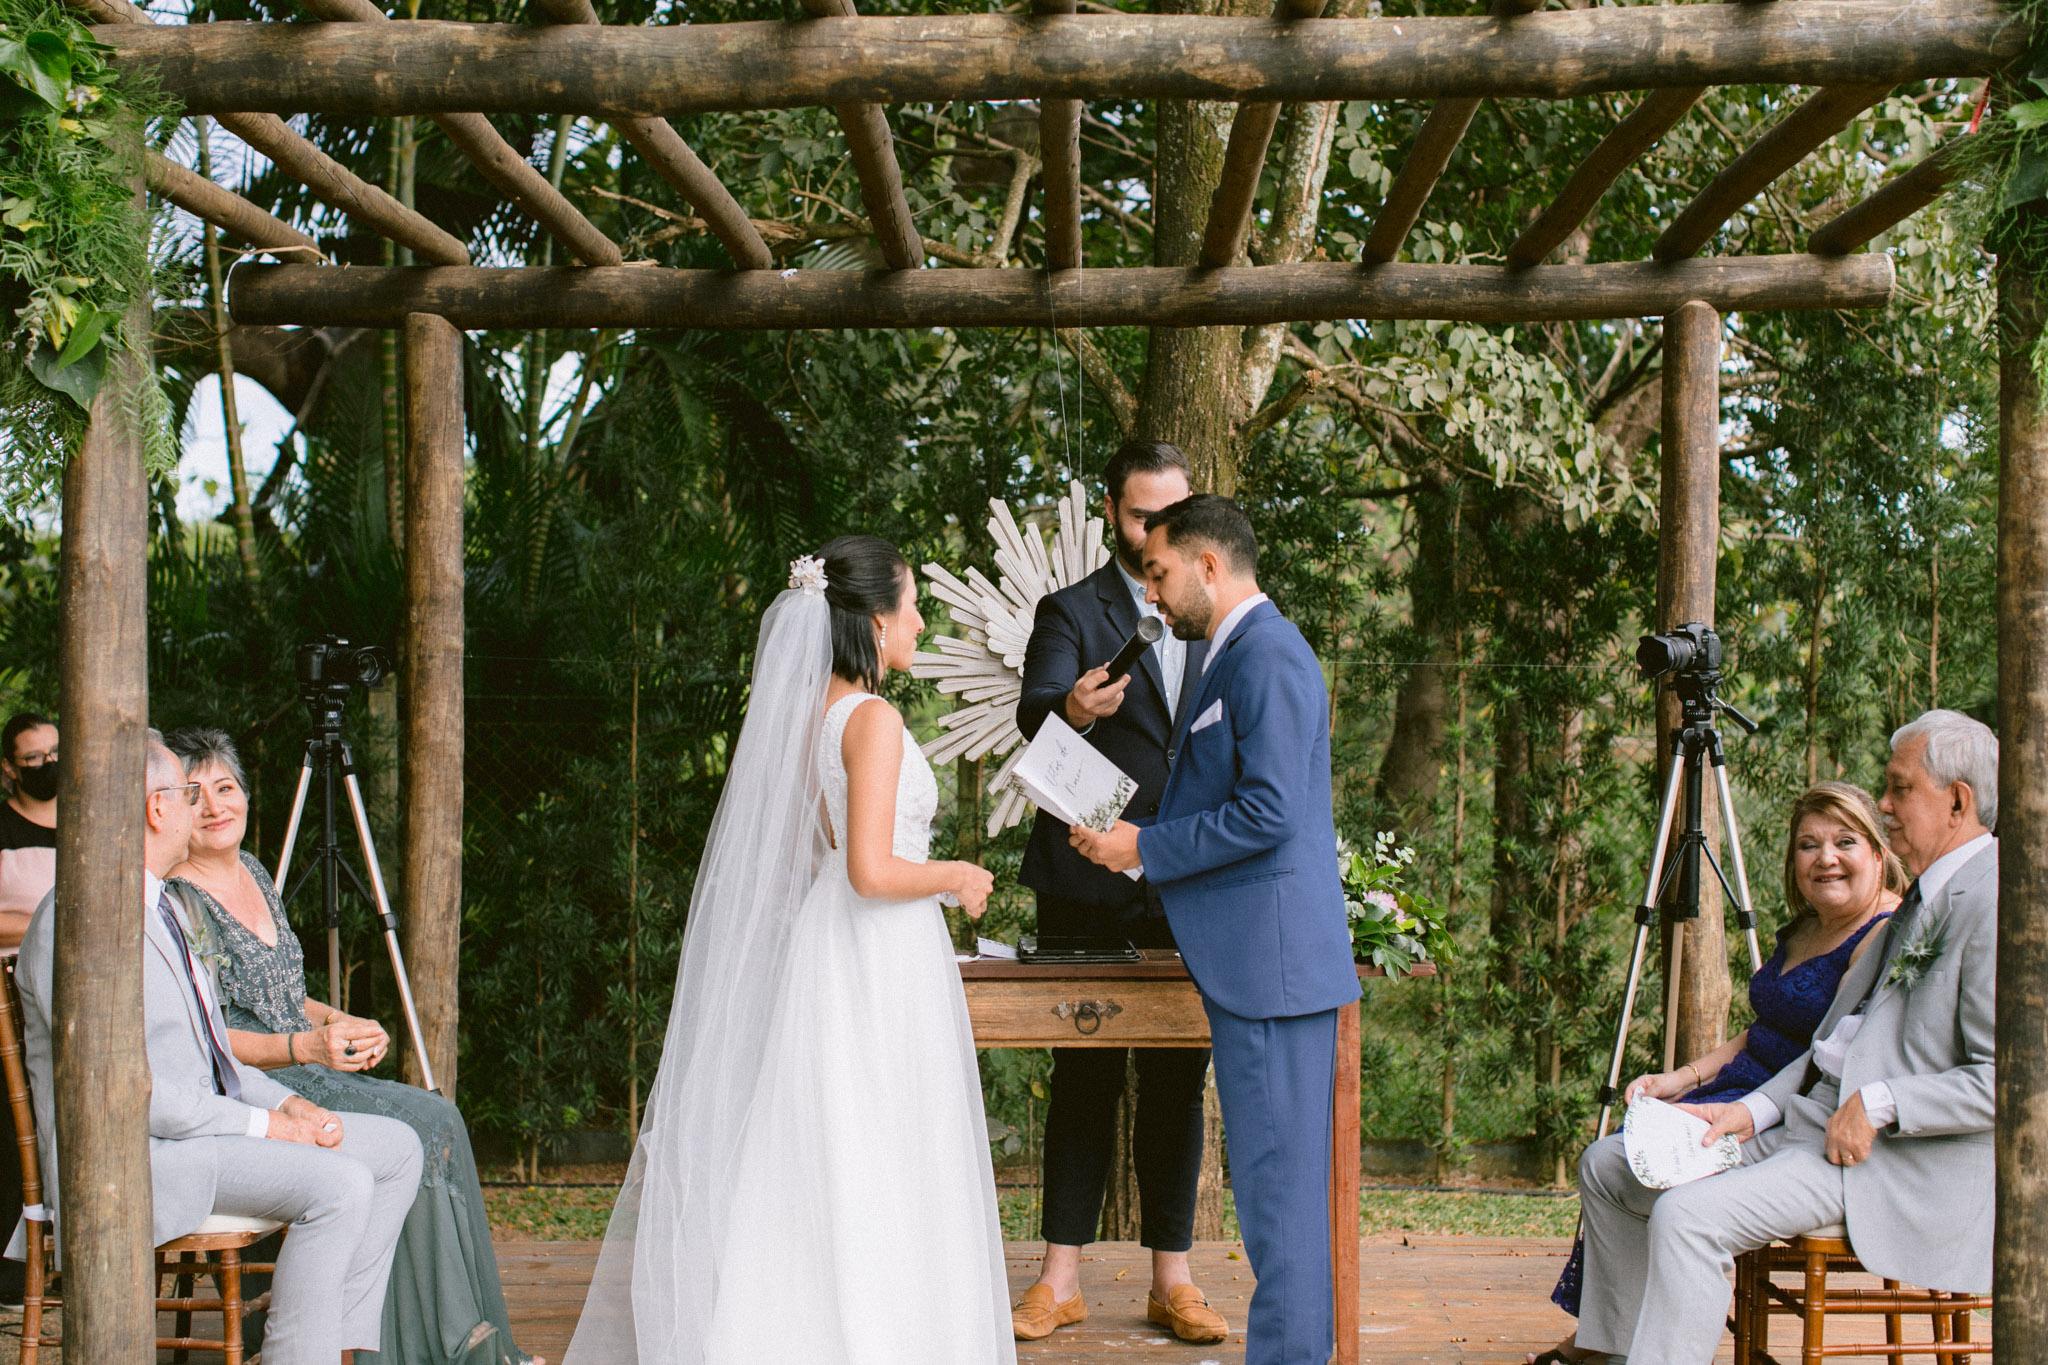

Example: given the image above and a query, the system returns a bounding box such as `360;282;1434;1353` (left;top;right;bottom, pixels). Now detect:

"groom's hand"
1686;1101;1757;1146
1070;821;1142;872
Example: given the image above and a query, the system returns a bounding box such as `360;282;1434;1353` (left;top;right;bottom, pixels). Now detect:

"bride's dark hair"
818;534;910;692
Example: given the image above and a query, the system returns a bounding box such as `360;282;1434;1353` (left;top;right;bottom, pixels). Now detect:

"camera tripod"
1592;667;1764;1141
273;687;438;1094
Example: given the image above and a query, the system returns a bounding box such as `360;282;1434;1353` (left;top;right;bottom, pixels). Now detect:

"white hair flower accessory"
789;555;829;597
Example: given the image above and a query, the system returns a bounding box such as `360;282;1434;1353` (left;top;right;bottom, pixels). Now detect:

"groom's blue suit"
1137;597;1360;1365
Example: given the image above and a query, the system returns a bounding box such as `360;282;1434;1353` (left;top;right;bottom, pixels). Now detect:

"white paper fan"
911;481;1110;836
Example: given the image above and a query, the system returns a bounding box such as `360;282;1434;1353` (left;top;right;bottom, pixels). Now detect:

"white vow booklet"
1623;1095;1742;1189
1011;714;1143;879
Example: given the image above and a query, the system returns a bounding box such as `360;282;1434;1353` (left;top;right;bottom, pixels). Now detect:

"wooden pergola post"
1996;251;2048;1355
1655;299;1731;1071
51;178;158;1357
400;312;465;1098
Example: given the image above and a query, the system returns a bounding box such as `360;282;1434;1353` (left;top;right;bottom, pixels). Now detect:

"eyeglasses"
151;782;202;807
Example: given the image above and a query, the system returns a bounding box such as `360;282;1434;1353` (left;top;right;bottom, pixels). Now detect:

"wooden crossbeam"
1653;82;1895;262
105;1;2020;117
65;0;468;264
1360;99;1480;265
532;0;771;269
1200;0;1327;269
146;152;322;258
1808;140;1961;255
295;0;622;267
1507;86;1704;269
228;253;1893;330
1036;0;1084;272
801;0;924;269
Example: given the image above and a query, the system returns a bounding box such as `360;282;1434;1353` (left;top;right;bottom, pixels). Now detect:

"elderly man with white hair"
1566;708;1996;1365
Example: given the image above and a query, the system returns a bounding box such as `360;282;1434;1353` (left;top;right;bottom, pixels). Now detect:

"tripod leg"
1594;748;1689;1140
272;746;317;890
1663;920;1687;1073
1710;759;1765;976
340;760;438;1093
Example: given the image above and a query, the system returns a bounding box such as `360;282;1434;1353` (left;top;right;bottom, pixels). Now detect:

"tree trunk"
400;313;465;1097
1994;247;2048;1361
1489;690;1531;994
1654;301;1730;1070
198;120;260;584
1376;476;1461;828
52;173;158;1359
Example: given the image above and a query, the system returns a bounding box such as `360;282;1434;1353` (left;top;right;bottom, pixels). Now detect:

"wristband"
288;1032;301;1065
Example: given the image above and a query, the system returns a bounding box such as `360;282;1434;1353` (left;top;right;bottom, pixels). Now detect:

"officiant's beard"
1114;523;1147;577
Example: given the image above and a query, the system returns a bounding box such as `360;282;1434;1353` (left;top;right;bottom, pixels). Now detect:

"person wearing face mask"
0;713;60;947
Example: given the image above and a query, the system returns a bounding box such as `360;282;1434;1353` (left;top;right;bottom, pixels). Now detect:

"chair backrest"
0;959;45;1212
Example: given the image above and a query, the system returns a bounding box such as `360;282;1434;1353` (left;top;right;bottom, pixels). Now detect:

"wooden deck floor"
0;1235;1989;1361
488;1236;1989;1364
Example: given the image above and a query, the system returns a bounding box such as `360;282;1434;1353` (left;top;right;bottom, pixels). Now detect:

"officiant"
1008;440;1227;1347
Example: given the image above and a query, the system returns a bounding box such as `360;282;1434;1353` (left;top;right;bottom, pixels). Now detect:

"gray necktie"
1853;879;1922;1016
157;892;242;1101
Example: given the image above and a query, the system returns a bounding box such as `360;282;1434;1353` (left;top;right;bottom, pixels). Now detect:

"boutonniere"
1885;922;1948;993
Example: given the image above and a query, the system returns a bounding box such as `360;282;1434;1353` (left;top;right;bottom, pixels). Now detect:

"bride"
564;536;1016;1365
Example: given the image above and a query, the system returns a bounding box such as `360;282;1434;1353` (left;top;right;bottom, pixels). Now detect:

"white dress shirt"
1116;560;1187;721
151;869;282;1138
1203;592;1270;672
1738;830;1995;1136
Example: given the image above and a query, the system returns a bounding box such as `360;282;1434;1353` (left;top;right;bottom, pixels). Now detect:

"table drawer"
965;976;1210;1047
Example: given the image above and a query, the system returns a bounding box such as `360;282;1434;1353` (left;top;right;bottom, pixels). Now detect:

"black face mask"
15;763;57;803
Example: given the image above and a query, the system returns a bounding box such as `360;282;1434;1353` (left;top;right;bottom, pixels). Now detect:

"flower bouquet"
1341;831;1453;975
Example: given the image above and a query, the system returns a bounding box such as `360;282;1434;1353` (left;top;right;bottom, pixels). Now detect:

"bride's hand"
951;863;994;919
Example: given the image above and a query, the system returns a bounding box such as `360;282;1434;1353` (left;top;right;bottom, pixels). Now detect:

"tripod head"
296;636;390;738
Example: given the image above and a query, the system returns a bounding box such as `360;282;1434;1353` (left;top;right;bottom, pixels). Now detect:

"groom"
1072;493;1360;1365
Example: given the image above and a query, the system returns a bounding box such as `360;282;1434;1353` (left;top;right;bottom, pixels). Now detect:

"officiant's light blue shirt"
1117;559;1186;720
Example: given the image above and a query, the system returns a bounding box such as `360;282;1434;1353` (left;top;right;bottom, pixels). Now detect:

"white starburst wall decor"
911;481;1111;836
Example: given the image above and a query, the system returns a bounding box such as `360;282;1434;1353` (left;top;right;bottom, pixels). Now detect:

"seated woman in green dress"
163;728;541;1365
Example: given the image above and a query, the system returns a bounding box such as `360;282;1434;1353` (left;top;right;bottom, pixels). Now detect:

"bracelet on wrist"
287;1032;300;1065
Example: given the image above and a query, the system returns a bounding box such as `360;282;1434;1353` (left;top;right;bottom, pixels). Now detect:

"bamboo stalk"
197;122;262;585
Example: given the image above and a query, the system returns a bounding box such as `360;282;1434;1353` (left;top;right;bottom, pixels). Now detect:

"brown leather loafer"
1012;1282;1088;1341
1146;1283;1228;1344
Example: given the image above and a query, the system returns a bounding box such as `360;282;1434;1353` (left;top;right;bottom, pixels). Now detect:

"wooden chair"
1731;1223;1991;1364
0;957;284;1365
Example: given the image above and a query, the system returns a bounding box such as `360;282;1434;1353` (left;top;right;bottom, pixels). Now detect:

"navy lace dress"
1550;910;1890;1316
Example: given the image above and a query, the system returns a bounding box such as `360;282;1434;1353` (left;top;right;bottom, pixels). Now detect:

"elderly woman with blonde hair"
1530;779;1909;1364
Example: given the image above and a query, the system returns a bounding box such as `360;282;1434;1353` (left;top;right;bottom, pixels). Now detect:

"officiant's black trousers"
1037;893;1209;1252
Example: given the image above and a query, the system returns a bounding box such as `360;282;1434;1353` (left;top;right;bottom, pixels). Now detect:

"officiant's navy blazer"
1018;559;1207;908
1138;598;1359;1021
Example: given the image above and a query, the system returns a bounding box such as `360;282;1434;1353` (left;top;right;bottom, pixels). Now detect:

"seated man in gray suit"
1572;708;1995;1365
18;731;422;1365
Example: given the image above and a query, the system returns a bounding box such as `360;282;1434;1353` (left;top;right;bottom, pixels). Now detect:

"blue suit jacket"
1137;599;1360;1021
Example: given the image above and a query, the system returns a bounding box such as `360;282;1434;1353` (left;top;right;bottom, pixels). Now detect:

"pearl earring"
880;624;889;650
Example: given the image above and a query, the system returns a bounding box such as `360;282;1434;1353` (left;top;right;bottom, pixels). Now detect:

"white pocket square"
1190;699;1224;733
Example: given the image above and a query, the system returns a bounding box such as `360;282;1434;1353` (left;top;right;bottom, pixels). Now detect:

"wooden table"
962;950;1433;1365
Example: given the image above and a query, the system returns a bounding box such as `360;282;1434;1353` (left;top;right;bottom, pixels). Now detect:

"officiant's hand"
1065;667;1131;730
1070;820;1142;873
1688;1101;1758;1146
1825;1090;1877;1167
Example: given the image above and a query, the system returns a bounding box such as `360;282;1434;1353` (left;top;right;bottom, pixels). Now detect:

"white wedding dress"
694;692;1015;1364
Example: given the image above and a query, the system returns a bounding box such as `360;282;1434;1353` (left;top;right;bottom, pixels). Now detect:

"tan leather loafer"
1012;1282;1088;1341
1146;1283;1228;1344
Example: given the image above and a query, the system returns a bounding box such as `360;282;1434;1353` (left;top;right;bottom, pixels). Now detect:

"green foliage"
1340;831;1453;974
0;0;176;504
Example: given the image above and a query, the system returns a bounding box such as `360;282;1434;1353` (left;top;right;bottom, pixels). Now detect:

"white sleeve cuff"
245;1105;270;1139
1858;1081;1898;1129
1739;1093;1783;1136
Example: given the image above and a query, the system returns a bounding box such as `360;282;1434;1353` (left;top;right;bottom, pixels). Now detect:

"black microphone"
1101;615;1165;685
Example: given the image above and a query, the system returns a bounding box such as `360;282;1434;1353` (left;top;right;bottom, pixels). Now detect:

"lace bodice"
821;692;936;863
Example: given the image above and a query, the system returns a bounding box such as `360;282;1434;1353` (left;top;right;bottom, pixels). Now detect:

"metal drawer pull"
1052;999;1123;1035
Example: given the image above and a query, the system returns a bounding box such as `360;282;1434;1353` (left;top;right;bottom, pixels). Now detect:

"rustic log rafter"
531;0;772;269
1808;138;1961;255
293;0;623;267
146;151;323;258
1653;80;1897;261
65;0;471;265
1200;0;1328;269
229;254;1894;331
105;1;2022;116
1360;98;1481;265
802;0;925;269
1035;0;1085;272
1507;85;1706;269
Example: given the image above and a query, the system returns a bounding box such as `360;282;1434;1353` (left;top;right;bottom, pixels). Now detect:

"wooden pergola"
46;0;2048;1357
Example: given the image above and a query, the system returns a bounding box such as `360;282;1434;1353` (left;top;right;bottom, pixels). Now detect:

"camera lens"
1636;633;1694;678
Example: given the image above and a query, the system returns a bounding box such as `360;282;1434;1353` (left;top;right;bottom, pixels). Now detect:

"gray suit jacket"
1751;839;1997;1292
19;882;297;1250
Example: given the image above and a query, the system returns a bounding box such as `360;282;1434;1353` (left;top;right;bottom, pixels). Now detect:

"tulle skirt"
699;865;1015;1365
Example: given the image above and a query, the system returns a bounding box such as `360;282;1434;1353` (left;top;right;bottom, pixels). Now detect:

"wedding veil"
564;585;833;1365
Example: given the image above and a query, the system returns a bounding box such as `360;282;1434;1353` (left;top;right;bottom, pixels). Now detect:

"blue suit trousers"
1204;999;1338;1365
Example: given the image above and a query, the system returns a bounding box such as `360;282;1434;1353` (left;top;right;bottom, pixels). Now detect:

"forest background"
0;0;1998;1191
